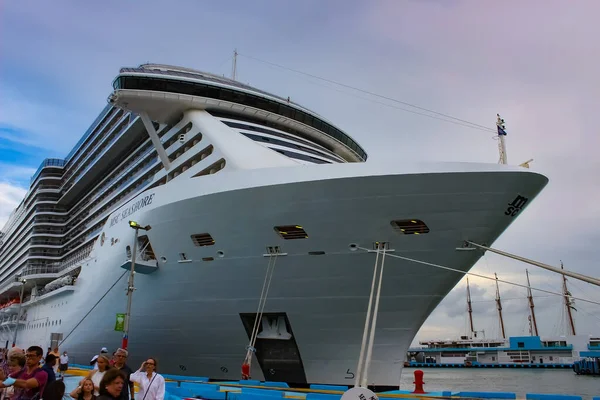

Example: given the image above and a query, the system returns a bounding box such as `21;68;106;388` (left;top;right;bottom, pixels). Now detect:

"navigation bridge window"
113;75;367;160
391;219;430;235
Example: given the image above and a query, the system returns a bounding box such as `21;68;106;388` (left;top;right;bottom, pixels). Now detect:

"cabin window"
517;342;524;348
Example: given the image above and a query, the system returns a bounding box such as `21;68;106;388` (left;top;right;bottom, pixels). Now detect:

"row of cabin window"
224;121;344;162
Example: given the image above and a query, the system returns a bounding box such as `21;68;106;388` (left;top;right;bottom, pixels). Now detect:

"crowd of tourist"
0;346;164;400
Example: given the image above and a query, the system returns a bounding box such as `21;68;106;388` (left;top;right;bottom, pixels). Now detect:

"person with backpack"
41;355;56;387
0;346;48;400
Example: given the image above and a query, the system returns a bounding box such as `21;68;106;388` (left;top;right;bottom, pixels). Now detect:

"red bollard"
412;369;426;394
241;362;251;380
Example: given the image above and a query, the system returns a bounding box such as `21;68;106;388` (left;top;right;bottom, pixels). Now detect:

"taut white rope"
361;245;387;387
244;252;280;371
357;247;600;307
354;244;381;387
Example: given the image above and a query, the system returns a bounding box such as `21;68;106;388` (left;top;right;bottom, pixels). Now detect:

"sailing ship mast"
495;273;506;339
561;261;577;335
526;269;539;336
466;277;476;338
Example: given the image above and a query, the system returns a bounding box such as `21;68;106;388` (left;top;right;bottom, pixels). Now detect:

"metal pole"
466;241;600;287
122;228;139;350
12;281;25;347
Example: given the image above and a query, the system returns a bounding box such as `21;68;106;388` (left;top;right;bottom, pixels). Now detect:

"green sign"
115;313;125;332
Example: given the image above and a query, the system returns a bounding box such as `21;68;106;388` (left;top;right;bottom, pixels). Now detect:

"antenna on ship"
466;277;476;338
231;49;238;81
526;269;539;336
494;273;506;339
496;114;508;164
561;261;577;335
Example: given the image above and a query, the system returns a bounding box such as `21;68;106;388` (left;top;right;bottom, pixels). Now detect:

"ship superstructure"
0;64;548;387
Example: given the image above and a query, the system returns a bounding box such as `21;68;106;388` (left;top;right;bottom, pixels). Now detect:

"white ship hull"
12;160;547;387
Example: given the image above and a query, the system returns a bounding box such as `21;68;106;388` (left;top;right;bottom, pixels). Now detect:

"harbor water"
400;368;599;398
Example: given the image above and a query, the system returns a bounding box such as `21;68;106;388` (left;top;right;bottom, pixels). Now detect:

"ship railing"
70;114;132;187
0;277;20;296
0;313;27;324
20;245;93;278
62;109;123;182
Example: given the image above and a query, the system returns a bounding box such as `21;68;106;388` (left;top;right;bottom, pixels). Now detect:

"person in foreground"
130;358;164;400
42;380;65;400
98;369;126;400
0;346;48;400
70;377;97;400
112;349;134;400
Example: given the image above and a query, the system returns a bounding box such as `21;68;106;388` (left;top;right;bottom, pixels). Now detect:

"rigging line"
298;76;498;133
356;247;600;307
238;52;496;133
472;295;555;303
59;270;128;347
577;307;600;325
216;56;234;75
568;279;600;305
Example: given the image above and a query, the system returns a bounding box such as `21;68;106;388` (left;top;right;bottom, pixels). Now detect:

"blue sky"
1;0;599;342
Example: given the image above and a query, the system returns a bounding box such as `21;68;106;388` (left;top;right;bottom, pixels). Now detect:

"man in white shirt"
90;347;108;370
58;351;69;378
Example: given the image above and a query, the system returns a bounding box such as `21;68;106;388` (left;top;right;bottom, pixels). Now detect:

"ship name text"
505;194;529;217
110;193;155;227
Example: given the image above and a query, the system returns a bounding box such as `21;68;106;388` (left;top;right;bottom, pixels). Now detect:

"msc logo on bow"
505;195;529;217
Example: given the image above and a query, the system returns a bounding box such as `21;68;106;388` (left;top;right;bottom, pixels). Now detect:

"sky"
1;0;599;343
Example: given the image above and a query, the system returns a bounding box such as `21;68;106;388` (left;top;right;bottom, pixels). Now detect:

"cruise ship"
0;64;549;387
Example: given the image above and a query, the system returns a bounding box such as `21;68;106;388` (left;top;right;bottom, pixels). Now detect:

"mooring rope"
355;243;382;387
357;247;600;306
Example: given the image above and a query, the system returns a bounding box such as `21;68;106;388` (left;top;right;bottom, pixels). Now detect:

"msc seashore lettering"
110;193;155;227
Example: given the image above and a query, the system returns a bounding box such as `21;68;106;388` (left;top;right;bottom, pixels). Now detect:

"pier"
572;351;600;376
405;362;573;369
64;365;597;400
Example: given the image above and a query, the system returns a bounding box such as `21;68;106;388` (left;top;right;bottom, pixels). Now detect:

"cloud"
0;181;28;229
1;0;598;344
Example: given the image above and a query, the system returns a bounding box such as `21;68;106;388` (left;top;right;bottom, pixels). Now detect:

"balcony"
59;117;147;206
0;314;26;327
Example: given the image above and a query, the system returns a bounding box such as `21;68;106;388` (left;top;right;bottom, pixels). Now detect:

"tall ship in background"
407;270;600;368
0;63;548;387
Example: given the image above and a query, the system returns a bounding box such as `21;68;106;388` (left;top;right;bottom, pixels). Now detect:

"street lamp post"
12;279;26;347
121;221;151;350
